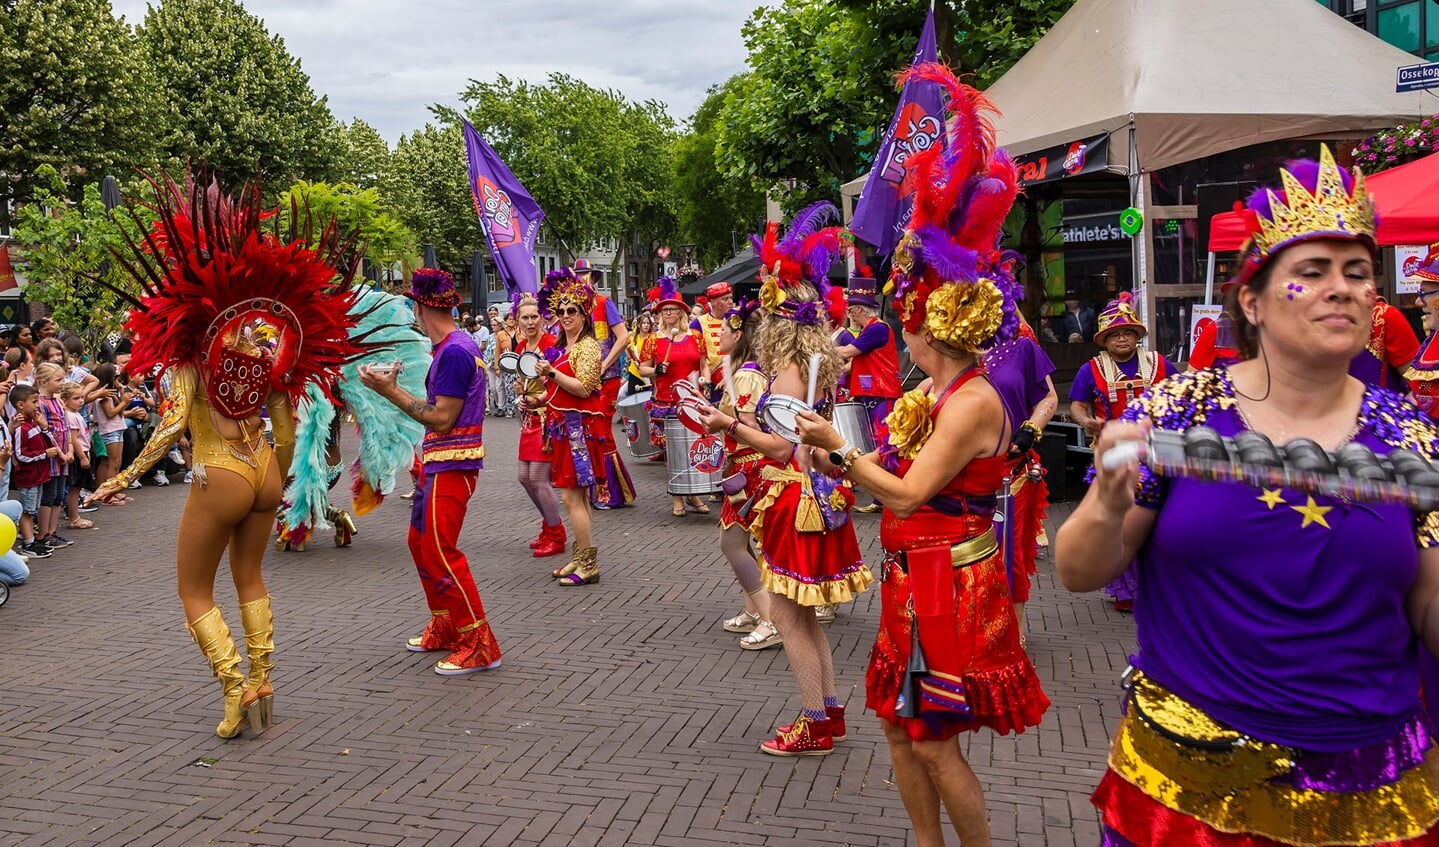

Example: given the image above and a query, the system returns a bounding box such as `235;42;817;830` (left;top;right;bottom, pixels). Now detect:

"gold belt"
893;527;998;574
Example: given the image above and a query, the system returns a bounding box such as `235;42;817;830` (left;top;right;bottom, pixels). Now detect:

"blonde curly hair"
756;282;843;394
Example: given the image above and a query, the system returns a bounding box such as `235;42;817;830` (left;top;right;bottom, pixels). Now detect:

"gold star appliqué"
1257;489;1286;510
1290;496;1333;530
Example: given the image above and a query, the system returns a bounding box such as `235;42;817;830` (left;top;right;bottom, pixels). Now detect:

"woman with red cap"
640;276;709;517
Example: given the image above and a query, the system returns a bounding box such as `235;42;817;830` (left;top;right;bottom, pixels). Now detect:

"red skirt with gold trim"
867;513;1049;741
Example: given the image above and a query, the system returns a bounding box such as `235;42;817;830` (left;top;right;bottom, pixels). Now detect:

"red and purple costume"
866;371;1050;740
844;316;902;442
545;335;632;505
408;330;502;669
515;332;557;464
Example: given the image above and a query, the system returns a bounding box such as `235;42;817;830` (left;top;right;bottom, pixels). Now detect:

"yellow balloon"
0;513;17;553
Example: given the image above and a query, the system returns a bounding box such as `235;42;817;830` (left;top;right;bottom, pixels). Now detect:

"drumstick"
722;354;738;409
806;352;822;407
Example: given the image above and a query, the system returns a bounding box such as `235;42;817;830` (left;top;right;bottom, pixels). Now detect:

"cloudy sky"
109;0;768;143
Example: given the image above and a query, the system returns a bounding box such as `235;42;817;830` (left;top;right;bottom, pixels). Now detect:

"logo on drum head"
689;434;724;474
624;419;639;444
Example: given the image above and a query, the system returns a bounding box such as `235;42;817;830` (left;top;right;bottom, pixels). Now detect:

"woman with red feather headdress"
797;65;1049;844
88;175;365;740
699;201;873;757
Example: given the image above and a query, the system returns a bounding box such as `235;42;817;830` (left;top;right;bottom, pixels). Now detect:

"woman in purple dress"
1055;147;1439;845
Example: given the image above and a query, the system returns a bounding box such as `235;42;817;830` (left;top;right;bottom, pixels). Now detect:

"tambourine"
516;351;546;380
672;378;707;434
497;352;521;374
1102;425;1439;511
760;394;813;444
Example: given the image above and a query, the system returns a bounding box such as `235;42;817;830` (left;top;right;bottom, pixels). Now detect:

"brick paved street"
0;416;1135;847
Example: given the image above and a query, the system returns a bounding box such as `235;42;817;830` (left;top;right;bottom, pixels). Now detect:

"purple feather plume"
779;202;838;250
410;268;454;298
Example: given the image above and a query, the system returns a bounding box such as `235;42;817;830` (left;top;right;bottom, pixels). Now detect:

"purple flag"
849;8;947;254
463;120;545;295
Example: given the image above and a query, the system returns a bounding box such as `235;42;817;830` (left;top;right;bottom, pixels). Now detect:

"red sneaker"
778;705;846;742
760;714;833;757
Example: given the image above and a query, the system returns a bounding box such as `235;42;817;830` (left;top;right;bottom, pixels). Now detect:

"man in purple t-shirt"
361;268;502;676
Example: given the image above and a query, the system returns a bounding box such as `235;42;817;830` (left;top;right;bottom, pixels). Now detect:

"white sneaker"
167;447;184;464
182;470;193;484
128;480;141;490
153;470;169;486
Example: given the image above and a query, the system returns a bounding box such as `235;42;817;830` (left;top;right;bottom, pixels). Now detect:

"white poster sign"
1189;304;1223;357
1396;244;1429;295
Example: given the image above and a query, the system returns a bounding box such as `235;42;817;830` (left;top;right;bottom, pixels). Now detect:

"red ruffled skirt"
867;515;1049;741
518;408;550;463
750;470;872;606
548;410;605;491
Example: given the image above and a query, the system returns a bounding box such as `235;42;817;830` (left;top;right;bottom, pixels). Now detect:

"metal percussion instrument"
516;351;545;380
760;394;813;444
1102;425;1439;511
617;390;660;458
664;418;723;495
832;401;878;455
497;351;521;374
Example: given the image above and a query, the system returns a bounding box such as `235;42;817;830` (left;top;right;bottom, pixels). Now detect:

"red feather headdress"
106;173;363;410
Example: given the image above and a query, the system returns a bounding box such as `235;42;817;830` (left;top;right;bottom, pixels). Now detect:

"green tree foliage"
329;119;391;189
716;0;1073;212
0;0;161;225
11;166;155;340
673;79;766;268
377;123;479;274
137;0;336;189
277;180;416;280
448;73;678;266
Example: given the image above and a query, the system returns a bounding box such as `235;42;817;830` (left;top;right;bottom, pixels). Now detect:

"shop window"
1151;296;1207;363
1153;219;1200;285
1428;0;1439;47
1379;2;1421;52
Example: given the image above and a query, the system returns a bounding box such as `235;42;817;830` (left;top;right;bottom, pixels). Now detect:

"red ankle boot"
778;705;846;742
532;522;568;558
760;714;833;757
528;523;546;550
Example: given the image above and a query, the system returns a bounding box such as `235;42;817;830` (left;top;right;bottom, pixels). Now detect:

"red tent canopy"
1207;151;1439;251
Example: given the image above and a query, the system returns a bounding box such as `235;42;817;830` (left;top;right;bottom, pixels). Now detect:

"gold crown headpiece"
1237;145;1377;285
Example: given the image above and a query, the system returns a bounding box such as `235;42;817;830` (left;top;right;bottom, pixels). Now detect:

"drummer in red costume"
797;65;1049;844
571;259;635;510
511;293;566;560
692;281;733;392
706;298;782;650
1068;293;1177;611
701;201;872;758
1407;245;1439;416
535;269;608;586
640;276;709;517
836;271;901;515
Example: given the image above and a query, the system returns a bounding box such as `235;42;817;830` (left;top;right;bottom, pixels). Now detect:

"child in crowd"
34;363;73;548
91;363;131;504
61;383;95;530
11;384;57;558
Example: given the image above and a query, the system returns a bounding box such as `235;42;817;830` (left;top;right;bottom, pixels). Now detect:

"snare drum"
832;401;877;455
618;390;659;458
664;418;724;495
760;394;813;444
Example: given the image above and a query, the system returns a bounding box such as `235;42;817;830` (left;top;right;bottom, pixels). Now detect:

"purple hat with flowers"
408;268;460;309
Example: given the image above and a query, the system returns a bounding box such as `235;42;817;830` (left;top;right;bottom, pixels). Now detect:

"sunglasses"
1419;289;1439;303
557;307;583;317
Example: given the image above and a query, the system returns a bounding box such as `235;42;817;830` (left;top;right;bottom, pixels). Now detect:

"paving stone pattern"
0;416;1136;846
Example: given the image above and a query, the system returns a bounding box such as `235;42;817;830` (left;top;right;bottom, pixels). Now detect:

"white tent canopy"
986;0;1430;172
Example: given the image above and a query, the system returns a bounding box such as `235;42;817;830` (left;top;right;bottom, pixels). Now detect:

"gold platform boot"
328;506;357;548
558;546;599;586
551;542;582;580
187;607;247;739
238;595;275;735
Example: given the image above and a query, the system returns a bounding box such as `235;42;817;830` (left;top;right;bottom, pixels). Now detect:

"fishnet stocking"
768;592;837;712
720;525;763;594
518;460;561;524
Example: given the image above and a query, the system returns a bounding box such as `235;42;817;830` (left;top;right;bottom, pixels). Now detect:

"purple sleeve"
834;328;855;346
1068;361;1097;402
1020;340;1056;412
429;345;476;401
1159;356;1180;377
850;322;890;353
605;298;622;327
688;318;701;332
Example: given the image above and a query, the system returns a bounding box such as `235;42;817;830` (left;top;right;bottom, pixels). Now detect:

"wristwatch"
828;443;862;471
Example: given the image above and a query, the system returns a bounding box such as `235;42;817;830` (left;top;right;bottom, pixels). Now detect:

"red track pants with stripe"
408;467;501;664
